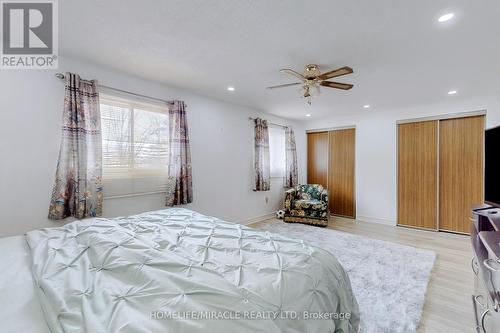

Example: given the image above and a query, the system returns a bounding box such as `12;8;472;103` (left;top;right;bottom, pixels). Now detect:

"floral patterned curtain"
285;127;298;188
48;73;103;220
254;118;270;191
166;100;193;206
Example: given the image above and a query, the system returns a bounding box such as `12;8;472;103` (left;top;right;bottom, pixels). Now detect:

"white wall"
305;97;500;226
0;57;307;237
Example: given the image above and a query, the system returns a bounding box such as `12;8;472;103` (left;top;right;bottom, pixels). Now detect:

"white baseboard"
356;215;397;226
239;212;277;225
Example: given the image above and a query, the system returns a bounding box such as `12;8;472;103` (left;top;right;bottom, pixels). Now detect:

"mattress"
4;208;359;332
0;236;51;333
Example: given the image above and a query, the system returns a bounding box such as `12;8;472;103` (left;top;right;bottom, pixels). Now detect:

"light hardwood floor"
250;216;474;333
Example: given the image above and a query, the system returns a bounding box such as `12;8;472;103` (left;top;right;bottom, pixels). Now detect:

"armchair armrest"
320;188;329;205
284;188;297;210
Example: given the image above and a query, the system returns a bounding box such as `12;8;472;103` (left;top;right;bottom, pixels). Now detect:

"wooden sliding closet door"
439;116;484;234
398;121;438;230
328;129;356;218
307;132;329;188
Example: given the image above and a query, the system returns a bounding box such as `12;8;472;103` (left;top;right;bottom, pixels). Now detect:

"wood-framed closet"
307;127;356;219
397;111;485;234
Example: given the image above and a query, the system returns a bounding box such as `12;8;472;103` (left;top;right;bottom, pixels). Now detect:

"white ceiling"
60;0;500;120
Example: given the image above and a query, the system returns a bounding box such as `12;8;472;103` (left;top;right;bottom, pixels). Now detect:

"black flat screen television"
485;126;500;206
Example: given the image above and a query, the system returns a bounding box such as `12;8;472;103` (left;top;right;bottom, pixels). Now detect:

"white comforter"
26;208;359;333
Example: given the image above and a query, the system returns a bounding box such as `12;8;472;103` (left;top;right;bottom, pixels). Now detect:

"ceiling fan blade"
320;81;353;90
279;69;306;81
317;66;353;80
267;82;302;89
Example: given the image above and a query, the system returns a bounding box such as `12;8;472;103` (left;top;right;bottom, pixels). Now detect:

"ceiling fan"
267;64;353;104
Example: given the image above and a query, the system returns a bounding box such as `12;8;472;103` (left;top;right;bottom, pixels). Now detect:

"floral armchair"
284;184;329;227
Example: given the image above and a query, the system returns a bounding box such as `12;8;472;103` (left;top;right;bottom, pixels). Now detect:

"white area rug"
259;221;436;333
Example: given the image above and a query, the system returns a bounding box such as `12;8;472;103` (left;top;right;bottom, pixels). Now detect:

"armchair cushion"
296;184;323;200
291;199;326;210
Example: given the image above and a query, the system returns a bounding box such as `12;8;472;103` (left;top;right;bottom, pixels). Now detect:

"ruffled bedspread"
26;208;359;333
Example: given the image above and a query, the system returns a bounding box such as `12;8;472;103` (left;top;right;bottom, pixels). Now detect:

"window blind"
100;94;169;198
269;126;286;177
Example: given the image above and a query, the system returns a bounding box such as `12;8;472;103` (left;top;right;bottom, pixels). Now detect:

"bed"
0;236;51;332
2;208;359;332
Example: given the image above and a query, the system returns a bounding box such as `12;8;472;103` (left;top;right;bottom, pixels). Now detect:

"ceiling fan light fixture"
303;86;311;98
227;86;235;91
305;114;311;117
363;104;371;109
304;64;321;79
448;90;457;95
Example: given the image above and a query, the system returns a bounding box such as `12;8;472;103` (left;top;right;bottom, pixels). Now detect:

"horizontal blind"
100;94;169;198
269;126;286;177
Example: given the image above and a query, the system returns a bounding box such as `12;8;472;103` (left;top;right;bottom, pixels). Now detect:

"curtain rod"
55;73;171;105
248;117;288;129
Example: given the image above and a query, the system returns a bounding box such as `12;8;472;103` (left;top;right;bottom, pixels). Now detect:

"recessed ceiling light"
305;114;311;117
363;104;370;109
448;90;457;95
438;13;454;23
227;86;235;91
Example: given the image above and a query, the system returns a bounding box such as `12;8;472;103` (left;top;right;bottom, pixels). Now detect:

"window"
269;126;286;177
100;94;169;197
